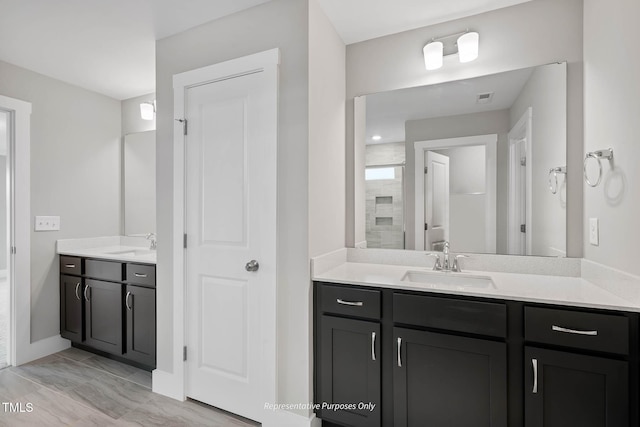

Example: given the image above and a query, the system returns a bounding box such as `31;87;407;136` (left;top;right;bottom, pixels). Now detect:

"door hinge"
520;157;527;166
521;224;526;233
10;246;16;254
424;166;428;174
424;223;428;231
183;233;187;248
183;346;187;361
176;118;188;135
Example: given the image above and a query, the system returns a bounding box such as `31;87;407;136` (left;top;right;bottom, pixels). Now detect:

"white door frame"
0;95;37;366
164;49;279;410
508;108;533;255
414;135;497;252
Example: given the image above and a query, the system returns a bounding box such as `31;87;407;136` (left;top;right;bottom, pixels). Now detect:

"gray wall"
0;59;121;342
309;0;346;258
583;0;640;275
406;109;510;251
346;0;584;257
156;0;315;413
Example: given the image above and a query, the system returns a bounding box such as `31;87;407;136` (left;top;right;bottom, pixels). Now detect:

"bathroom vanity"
57;237;156;370
313;257;639;427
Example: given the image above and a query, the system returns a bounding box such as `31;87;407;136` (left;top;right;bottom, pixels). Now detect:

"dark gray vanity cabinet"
314;281;639;427
393;328;507;427
524;307;633;427
524;347;628;427
392;293;508;427
59;256;156;369
84;278;124;354
314;282;507;427
125;284;156;366
316;285;381;427
60;274;84;343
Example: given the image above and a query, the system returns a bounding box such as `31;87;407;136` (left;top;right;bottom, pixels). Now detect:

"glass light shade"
457;32;479;63
423;41;443;70
140;102;155;121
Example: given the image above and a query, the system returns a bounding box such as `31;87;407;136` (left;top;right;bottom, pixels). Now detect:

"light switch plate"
589;218;599;246
34;216;60;231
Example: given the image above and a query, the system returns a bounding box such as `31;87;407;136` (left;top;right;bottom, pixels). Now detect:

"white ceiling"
365;67;534;145
0;0;532;100
317;0;532;45
0;0;270;100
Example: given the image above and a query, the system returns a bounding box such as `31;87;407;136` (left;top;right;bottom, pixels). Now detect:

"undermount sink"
401;270;495;289
105;248;155;257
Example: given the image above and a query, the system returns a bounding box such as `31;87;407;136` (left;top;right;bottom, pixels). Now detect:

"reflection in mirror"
123;130;156;236
359;62;567;256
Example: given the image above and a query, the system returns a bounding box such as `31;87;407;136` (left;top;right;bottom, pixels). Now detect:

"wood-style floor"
0;347;258;426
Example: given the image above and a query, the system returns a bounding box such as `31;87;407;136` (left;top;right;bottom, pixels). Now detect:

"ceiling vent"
476;92;494;104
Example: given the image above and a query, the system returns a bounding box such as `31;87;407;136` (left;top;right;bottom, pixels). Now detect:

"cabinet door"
60;275;83;343
393;327;507;427
318;315;381;427
84;279;123;354
525;346;628;427
124;285;156;367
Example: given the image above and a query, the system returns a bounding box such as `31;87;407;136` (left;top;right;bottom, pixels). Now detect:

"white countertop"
313;261;640;313
57;236;156;264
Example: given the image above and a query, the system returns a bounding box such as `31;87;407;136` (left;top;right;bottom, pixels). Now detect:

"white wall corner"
152;368;185;401
15;335;69;366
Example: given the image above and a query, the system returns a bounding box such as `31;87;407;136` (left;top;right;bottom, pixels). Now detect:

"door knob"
245;260;259;272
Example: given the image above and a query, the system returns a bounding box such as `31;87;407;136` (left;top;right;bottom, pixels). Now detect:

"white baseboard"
263;409;320;427
15;335;69;365
152;368;185;401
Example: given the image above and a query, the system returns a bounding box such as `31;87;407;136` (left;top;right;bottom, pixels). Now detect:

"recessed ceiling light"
372;135;382;141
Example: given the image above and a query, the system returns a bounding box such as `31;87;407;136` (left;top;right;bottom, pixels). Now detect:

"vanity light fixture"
423;30;480;71
372;135;382;141
423;41;444;70
140;100;156;121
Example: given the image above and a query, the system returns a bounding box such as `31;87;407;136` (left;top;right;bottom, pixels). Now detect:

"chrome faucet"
442;241;450;270
428;241;468;272
146;233;157;250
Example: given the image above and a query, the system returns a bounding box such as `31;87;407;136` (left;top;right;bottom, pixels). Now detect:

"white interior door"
424;151;450;250
508;138;527;255
184;68;276;422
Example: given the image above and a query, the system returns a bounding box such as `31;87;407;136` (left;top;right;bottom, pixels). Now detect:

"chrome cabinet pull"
65;264;76;268
371;332;376;361
84;285;89;301
125;292;132;311
552;325;598;336
397;337;402;367
336;299;363;307
134;273;148;278
532;358;538;394
75;283;81;300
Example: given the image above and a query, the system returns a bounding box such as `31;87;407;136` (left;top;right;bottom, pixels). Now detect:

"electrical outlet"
589;218;599;246
34;216;60;231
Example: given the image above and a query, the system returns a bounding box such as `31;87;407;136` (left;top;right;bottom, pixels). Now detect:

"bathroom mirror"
359;62;567;257
123;130;156;236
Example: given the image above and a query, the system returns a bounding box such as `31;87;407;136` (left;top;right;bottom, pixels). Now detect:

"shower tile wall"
365;142;405;249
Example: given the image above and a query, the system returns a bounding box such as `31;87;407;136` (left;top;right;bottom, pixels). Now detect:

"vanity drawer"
126;263;155;288
60;256;82;275
318;284;381;320
85;259;124;282
525;306;629;355
393;293;507;338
